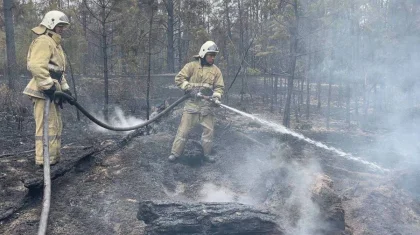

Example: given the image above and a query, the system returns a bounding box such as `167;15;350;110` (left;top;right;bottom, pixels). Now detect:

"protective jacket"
175;59;224;115
23;28;69;99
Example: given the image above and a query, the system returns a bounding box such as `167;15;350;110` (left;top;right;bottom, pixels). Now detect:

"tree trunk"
345;83;351;125
338;77;343;108
362;71;368;118
146;2;155;120
270;77;274;113
165;0;174;73
317;75;321;110
101;5;109;121
354;13;361;123
3;0;17;91
283;75;294;127
279;77;283;113
263;77;267;103
238;0;245;103
326;76;332;129
109;23;114;74
294;89;299;123
274;76;278;109
82;6;88;75
283;0;299;127
177;0;182;70
306;52;311;119
224;0;233;105
224;1;232;55
299;78;303;115
354;83;359;122
373;84;377;115
64;52;81;121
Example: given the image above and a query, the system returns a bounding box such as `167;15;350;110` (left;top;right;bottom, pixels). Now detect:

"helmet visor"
207;44;219;52
59;15;70;24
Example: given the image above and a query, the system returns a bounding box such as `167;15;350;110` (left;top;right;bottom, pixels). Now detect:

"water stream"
221;104;389;173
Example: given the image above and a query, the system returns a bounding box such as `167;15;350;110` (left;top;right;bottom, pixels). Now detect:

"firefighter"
169;41;225;163
23;10;73;166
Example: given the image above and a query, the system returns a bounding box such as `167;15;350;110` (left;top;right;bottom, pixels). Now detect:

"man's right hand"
43;85;56;102
185;85;200;98
62;89;76;105
189;87;200;98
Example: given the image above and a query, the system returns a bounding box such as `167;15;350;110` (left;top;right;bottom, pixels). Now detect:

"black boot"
168;154;179;162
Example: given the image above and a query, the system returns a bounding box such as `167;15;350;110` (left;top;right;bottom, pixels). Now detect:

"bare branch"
84;0;103;23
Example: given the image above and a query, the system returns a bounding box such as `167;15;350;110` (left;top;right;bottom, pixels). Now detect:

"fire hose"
54;91;190;131
37;92;192;235
38;98;51;235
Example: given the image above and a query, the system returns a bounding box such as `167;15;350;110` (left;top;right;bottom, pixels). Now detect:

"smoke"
199;183;253;204
254;146;325;235
359;39;420;171
281;160;324;235
89;107;146;133
198;138;325;235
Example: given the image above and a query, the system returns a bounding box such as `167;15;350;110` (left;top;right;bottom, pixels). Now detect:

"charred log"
22;148;97;189
137;200;284;235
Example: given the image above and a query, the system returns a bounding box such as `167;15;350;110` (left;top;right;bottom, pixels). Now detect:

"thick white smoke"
89;107;145;133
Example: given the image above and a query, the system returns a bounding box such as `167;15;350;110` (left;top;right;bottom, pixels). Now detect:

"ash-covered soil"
1;107;419;234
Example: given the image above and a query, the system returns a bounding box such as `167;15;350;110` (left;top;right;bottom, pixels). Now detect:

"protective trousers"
33;97;62;165
171;112;214;157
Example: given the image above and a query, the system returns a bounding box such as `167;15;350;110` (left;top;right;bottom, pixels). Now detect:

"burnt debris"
137;200;284;235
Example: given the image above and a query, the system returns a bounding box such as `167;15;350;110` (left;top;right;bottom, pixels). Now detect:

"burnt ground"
1;77;420;234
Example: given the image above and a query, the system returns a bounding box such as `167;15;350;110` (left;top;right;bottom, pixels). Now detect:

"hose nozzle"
196;92;221;106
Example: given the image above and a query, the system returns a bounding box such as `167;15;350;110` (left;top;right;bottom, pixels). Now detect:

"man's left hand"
63;89;72;97
212;96;221;106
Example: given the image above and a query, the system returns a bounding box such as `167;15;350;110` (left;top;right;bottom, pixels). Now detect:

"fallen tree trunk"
1;147;99;221
137;200;284;235
22;148;98;189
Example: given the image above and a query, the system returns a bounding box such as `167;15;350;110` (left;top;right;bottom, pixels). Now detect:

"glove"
57;96;64;109
186;86;200;98
43;85;56;102
63;89;76;105
212;96;221;106
184;83;192;92
63;89;72;97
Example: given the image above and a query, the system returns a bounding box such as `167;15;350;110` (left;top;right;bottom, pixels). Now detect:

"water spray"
218;102;389;173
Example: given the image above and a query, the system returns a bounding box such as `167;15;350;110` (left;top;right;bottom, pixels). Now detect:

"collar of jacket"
32;25;47;35
199;58;213;67
46;30;62;45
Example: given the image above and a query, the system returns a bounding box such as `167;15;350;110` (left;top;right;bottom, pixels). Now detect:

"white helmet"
198;41;219;58
40;10;70;30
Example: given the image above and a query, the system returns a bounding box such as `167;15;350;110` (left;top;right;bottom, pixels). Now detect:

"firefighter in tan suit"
23;10;73;166
169;41;224;163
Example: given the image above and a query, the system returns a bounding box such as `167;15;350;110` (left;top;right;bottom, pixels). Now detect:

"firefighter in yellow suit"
23;10;73;166
169;41;224;163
